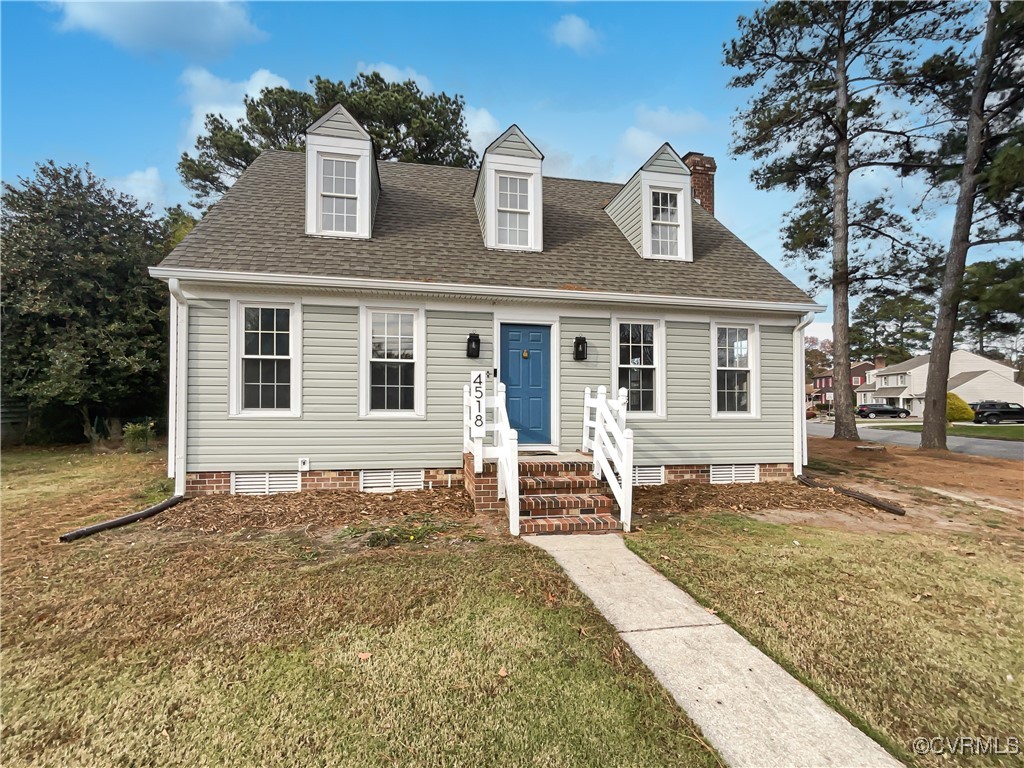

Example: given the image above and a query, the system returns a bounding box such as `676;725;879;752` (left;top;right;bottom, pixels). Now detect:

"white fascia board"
305;134;372;238
149;266;825;315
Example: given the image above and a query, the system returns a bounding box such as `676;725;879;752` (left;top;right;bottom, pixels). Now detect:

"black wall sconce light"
466;332;481;358
573;336;588;361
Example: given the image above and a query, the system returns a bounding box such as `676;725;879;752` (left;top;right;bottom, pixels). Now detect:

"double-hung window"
321;156;357;234
363;309;424;415
233;303;301;417
496;174;530;247
714;325;754;415
616;321;658;413
650;191;679;257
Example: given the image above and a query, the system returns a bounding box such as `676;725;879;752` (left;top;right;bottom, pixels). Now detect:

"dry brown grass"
628;486;1024;767
1;447;719;767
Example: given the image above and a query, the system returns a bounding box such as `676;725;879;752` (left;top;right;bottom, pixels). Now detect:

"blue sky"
5;0;946;340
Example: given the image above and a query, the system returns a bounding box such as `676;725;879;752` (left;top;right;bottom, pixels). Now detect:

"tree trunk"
105;416;123;442
78;404;100;445
921;1;1001;451
830;8;860;442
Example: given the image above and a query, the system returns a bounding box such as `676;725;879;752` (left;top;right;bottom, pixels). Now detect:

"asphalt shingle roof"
877;355;930;374
947;370;986;389
159;150;814;305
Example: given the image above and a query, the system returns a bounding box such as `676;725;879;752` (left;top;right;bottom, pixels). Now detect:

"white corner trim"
793;312;814;476
149;266;825;315
640;170;693;262
228;298;303;418
305;135;372;239
493;314;561;450
610;315;667;420
358;304;427;418
710;319;761;420
167;278;189;495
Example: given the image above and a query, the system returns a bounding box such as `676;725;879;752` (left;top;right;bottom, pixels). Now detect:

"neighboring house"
856;349;1024;416
811;360;875;405
151;105;822;534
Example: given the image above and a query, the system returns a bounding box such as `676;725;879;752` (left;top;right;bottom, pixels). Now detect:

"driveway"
807;420;1023;461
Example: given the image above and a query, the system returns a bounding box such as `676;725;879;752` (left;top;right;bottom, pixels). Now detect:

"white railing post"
463;384;471;453
508;428;519;536
616;387;629;434
621;428;634;532
592;386;607;480
581;386;592;452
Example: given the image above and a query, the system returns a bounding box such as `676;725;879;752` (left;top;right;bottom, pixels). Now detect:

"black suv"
971;401;1024;424
856;403;911;419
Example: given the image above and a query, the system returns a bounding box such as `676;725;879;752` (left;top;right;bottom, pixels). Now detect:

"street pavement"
806;420;1023;461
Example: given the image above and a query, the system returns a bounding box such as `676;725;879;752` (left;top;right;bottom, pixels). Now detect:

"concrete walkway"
527;534;901;768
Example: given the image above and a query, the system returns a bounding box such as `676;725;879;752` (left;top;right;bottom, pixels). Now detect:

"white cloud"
806;321;834;341
543;148;615;182
356;61;432;92
549;14;600;54
55;1;265;58
464;106;500;155
180;66;289;147
113;167;166;210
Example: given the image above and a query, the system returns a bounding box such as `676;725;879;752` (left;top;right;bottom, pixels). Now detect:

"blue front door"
500;324;551;445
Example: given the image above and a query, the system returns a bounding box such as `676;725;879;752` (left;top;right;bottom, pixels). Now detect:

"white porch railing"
581;386;634;532
463;379;520;536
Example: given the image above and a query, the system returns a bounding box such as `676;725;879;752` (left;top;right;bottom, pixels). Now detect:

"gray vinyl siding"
643;146;687;174
489;129;539;158
309;111;366;141
186;300;795;473
473;175;487;238
186;301;494;472
604;174;642;254
556;318;794;465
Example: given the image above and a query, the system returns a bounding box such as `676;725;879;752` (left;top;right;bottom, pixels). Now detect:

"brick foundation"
463;452;503;513
665;463;794;484
184;466;465;497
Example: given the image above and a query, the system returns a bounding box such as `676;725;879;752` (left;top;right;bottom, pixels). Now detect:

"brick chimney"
682;152;717;217
874;355;887;369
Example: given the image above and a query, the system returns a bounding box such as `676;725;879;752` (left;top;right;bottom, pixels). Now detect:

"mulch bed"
633;481;872;525
153;488;474;534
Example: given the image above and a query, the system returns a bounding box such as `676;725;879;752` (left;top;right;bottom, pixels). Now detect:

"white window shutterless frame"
358;306;426;418
711;322;759;419
228;300;302;418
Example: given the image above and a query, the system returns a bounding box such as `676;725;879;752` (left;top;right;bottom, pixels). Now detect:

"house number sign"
470;370;487;438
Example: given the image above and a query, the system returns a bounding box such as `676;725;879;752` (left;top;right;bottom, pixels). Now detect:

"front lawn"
626;489;1023;767
868;423;1024;441
1;447;718;767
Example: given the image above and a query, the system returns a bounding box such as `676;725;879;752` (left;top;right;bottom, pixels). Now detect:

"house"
811;360;876;405
856;349;1024;416
150;105;822;535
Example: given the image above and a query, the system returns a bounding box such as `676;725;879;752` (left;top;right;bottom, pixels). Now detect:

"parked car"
971;401;1024;424
855;403;910;419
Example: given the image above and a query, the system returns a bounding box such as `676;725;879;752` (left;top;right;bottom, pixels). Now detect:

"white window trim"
305;134;372;239
317;152;359;235
495;171;532;249
492;310;561;451
610;315;667;420
711;320;760;420
483;154;543;252
358;305;427;419
228;299;303;418
641;171;693;262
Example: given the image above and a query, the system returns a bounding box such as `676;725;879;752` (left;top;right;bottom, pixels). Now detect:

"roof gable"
642;143;689;175
306;104;371;141
485;125;543;160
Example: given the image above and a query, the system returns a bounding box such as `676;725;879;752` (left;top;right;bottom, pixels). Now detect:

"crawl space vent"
632;466;666;486
231;471;301;495
360;468;425;493
710;464;759;485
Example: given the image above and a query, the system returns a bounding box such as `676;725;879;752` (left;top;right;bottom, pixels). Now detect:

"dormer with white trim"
473;125;543;252
605;143;694;262
305;104;380;239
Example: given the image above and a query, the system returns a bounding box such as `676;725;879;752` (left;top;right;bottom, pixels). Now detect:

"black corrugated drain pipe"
59;495;185;543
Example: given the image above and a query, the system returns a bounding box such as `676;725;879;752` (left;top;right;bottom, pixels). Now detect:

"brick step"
519;475;603;495
519;493;614;516
517;459;593;477
520;514;623;535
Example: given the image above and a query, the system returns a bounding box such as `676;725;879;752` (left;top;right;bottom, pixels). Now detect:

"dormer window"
474;125;544;252
320;156;358;234
497;174;530;247
650;191;679;257
304;104;379;240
